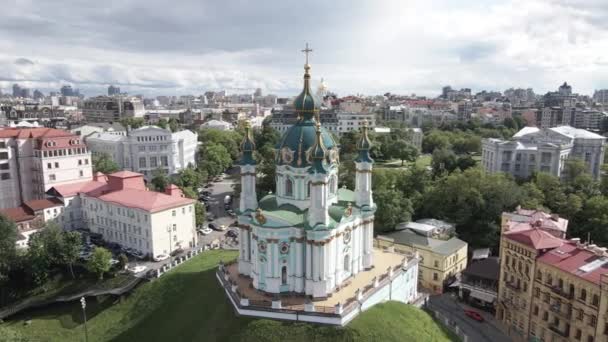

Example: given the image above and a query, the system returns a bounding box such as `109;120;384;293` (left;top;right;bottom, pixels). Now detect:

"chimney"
164;184;184;197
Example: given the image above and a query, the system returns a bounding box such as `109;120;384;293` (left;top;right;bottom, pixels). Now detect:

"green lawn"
3;250;456;342
375;154;432;170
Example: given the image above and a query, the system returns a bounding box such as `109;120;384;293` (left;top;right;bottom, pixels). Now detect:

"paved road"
198;173;238;246
428;294;511;342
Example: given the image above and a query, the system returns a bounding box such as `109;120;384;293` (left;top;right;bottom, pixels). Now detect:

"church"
236;49;376;299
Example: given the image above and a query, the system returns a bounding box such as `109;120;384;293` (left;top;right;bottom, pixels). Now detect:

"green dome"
276;120;336;168
294;64;320;120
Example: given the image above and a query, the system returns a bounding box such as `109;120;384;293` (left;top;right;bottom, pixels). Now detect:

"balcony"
549;304;572;319
549;324;570;338
550;286;574;300
505;281;521;292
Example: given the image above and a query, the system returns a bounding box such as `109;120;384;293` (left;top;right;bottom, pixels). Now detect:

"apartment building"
0;127;93;209
376;219;468;293
82;96;145;122
85;126;198;178
48;171;197;258
497;208;608;342
482;126;606;180
0;198;64;248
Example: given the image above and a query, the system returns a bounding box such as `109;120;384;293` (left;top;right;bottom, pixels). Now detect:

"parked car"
209;223;219;231
129;265;148;274
464;309;484;322
219;224;227;231
226;229;238;238
198;227;213;235
199;196;211;202
153;254;169;262
79;251;92;260
109;258;119;266
201;191;211;196
170;248;184;257
207;214;215;222
131;250;145;259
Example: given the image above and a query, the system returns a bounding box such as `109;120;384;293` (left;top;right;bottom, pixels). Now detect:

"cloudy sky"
1;0;607;97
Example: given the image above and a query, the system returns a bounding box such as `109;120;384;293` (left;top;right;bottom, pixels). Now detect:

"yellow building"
377;219;467;293
497;208;608;342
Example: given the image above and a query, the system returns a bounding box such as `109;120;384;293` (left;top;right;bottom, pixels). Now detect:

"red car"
464;309;484;322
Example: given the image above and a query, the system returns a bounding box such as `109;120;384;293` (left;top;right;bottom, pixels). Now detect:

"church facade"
236;57;377;299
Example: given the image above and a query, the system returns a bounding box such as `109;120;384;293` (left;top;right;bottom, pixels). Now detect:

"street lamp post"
167;225;172;265
80;296;89;342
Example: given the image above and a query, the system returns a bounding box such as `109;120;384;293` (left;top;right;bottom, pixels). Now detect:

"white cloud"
0;0;607;96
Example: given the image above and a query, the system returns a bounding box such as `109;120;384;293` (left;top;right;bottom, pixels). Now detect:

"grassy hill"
2;250;456;342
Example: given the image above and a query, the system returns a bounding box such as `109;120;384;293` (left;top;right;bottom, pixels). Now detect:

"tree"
27;232;52;286
119;117;145;129
175;167;203;189
88;247;112;280
422;130;450;153
195;202;206;227
92;153;120;174
151;167;170;191
563;158;588;184
60;231;82;279
373;189;413;233
200;143;232;177
157;118;168;129
431;148;458;177
168;118;180;132
0;215;17;273
118;253;129;270
389;140;419;166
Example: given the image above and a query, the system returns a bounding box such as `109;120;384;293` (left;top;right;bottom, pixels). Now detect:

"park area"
1;250;457;342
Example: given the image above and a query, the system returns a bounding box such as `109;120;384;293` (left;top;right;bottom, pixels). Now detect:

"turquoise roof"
355;123;373;163
239;188;374;231
293;64;321;120
276;115;337;168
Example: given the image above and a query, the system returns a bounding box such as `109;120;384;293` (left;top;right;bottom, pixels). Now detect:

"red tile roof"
537;242;608;285
48;171;194;213
505;228;564;250
24;198;63;211
0;127;74;139
0;206;35;223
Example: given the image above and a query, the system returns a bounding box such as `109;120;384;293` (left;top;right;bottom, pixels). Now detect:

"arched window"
285;178;293;197
329;175;337;194
344;255;351;272
281;266;288;285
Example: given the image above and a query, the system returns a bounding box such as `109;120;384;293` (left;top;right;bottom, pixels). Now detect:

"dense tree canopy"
92;152;120;174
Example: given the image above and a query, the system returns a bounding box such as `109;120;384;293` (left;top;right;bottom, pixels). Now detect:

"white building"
0;127;93;209
221;59;419;325
70;122;127;138
482;126;606;180
48;171;197;258
85;126;198;178
82;96;145;122
200;119;233;131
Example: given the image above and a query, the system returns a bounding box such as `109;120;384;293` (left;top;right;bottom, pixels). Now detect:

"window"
534;288;540;298
0;163;9;170
173;224;176;231
47;163;52;169
0;152;8;160
150;157;158;168
138;146;146;152
281;266;287;285
85;158;89;165
78;159;82;165
577;309;583;320
344;255;350;272
161;156;168;166
433;273;438;281
139;157;146;168
49;174;56;181
581;289;587;302
307;181;311;198
542;311;548;321
0;173;10;180
54;162;59;168
593;294;599;307
79;170;84;177
533;305;539;315
575;329;581;340
589;315;597;327
172;210;176;217
285;178;293;197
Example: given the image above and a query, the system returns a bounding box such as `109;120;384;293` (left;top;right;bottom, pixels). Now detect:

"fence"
425;303;469;342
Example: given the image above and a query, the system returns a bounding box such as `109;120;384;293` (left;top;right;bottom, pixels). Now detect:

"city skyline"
0;0;607;97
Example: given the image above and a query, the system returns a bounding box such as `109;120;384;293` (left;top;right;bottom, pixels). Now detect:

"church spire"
239;121;256;165
309;122;328;174
294;43;320;121
355;120;373;163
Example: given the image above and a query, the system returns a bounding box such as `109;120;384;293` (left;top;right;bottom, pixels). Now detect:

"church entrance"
343;254;352;279
280;266;289;292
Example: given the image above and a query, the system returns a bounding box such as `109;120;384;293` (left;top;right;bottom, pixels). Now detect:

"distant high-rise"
558;82;572;96
12;84;21;98
254;88;263;97
60;85;74;97
33;89;44;100
108;85;121;96
21;88;31;99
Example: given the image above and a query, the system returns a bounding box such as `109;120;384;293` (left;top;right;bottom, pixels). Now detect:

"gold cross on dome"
301;43;313;64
